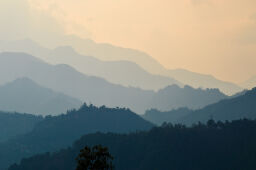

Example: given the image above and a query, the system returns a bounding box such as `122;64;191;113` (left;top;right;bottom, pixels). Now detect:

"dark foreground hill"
144;87;256;125
0;78;82;115
0;104;153;170
9;119;256;170
0;112;42;143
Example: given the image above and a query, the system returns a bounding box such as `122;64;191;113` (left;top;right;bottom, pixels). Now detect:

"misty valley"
1;0;256;169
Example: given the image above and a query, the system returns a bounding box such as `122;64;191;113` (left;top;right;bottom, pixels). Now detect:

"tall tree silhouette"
76;145;114;170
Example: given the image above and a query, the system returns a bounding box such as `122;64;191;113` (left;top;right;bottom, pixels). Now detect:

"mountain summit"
0;78;82;115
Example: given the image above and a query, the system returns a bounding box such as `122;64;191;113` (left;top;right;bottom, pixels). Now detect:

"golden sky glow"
26;0;256;83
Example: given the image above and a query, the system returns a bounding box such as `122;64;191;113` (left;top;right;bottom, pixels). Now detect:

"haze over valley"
0;0;256;169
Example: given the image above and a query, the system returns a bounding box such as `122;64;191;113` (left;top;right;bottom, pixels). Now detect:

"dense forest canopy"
8;119;256;170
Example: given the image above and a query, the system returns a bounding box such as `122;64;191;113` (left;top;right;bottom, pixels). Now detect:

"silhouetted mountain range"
0;112;42;143
0;52;152;113
9;119;256;170
35;35;242;95
0;38;243;95
0;104;153;170
144;87;256;125
165;69;242;95
0;78;82;115
0;39;181;91
0;52;227;113
181;87;256;125
0;2;254;170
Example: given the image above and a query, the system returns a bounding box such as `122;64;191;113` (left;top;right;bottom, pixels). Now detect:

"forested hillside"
9;119;256;170
0;112;42;142
0;104;153;170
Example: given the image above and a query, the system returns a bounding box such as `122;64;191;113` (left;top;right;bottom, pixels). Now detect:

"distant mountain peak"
16;38;39;45
4;77;38;87
53;46;77;55
158;84;180;92
0;77;82;115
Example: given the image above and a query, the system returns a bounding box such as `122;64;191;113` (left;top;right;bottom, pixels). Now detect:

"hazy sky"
2;0;256;83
